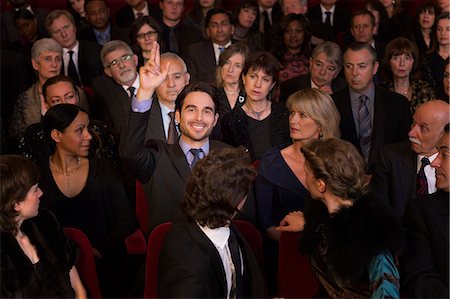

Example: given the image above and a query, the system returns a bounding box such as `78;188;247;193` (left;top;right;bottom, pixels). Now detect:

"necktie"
416;157;430;197
218;46;225;53
127;86;136;101
67;51;80;86
228;230;243;299
358;94;372;162
168;27;179;54
167;111;178;144
189;148;203;169
136;12;144;18
259;10;270;34
324;11;332;27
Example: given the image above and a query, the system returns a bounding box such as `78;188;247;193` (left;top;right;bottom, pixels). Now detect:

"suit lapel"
336;89;359;148
399;147;417;199
146;98;167;142
167;144;191;182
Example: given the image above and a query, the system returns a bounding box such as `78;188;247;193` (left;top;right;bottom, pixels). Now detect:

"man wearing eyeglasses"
186;8;234;84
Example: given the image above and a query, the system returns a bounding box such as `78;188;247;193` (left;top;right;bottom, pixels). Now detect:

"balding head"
408;100;450;156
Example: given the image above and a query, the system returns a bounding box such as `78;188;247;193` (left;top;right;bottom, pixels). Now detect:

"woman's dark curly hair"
0;155;40;235
301;138;369;201
181;147;256;229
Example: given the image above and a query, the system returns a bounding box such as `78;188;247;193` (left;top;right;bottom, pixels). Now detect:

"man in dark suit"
307;0;350;40
144;52;190;143
78;0;130;46
401;123;449;298
158;0;203;59
257;0;283;51
45;9;103;87
92;40;140;137
186;9;233;84
370;100;449;218
115;0;162;29
121;42;228;234
332;42;411;173
158;147;266;298
279;41;346;102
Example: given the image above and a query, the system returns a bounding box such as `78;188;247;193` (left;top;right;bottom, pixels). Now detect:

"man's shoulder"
382;141;414;159
211;139;231;149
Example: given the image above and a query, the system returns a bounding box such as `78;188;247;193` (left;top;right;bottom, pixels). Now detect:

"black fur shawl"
300;195;403;285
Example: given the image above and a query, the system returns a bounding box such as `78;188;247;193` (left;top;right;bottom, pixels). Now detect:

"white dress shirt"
63;42;80;76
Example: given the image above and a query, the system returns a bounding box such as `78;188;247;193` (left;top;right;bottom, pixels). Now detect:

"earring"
319;131;323;139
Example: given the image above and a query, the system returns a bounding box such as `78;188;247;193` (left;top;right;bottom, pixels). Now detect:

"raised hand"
136;41;170;101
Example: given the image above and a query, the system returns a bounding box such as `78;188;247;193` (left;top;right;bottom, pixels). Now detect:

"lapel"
399;145;417;198
427;191;450;246
368;87;386;166
146;98;167;142
206;42;217;70
167;143;191;183
336;88;359;147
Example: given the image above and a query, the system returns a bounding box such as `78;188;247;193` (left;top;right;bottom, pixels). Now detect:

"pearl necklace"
49;156;81;194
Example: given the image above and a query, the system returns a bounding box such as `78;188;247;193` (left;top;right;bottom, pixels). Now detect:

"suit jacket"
258;2;283;51
186;41;217;84
307;4;350;40
401;190;449;298
144;97;167;144
91;74;132;137
120;109;228;233
158;213;266;298
62;40;103;87
161;21;204;60
332;86;411;173
279;73;347;102
370;141;417;218
77;25;130;45
114;2;162;29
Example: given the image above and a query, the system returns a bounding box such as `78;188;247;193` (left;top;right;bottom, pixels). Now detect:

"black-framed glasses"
136;30;158;40
106;54;133;68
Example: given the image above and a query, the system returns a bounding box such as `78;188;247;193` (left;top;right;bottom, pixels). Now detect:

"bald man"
370;100;450;218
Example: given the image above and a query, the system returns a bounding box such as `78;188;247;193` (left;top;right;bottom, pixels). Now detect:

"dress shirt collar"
349;82;376;102
63;40;79;53
93;24;111;44
133;1;149;18
198;224;230;249
320;4;336;14
179;138;210;161
417;152;438;169
121;73;140;94
213;41;232;64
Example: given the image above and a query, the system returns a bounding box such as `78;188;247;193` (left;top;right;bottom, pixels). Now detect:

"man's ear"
104;67;112;77
372;61;379;76
175;109;181;124
31;58;39;71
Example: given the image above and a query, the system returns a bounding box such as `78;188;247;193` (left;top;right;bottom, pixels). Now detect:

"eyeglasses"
106;54;133;68
136;30;158;40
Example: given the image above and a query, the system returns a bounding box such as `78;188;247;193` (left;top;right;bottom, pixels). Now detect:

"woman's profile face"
419;9;436;30
288;107;321;142
136;23;158;51
55;111;92;157
284;20;304;51
238;7;257;29
220;53;245;85
15;183;42;220
70;0;85;14
389;52;414;78
242;67;274;102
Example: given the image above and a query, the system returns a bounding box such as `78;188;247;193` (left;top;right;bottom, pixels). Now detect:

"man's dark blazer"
186;41;217;84
91;74;131;137
307;4;350;39
257;2;283;51
114;2;162;29
120;109;228;233
401;190;449;298
144;98;167;144
158;213;266;298
77;25;130;45
370;141;417;218
161;21;204;60
279;73;347;102
62;40;103;87
332;86;412;173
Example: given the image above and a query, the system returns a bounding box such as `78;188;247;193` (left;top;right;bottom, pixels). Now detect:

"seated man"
158;147;266;298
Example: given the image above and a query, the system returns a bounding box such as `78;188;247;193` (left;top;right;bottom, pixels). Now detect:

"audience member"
443;62;450;100
379;0;412;39
40;103;135;297
185;0;222;39
10;8;45;61
401;123;449;298
307;0;351;41
115;0;162;29
332;42;411;173
381;37;436;113
232;0;265;52
371;100;449;218
221;51;291;161
158;147;266;298
46;9;103;87
186;8;233;83
275;13;311;82
436;0;450;12
411;1;440;60
158;0;203;58
144;52;190;144
280;0;308;15
66;0;89;29
78;0;130;46
364;0;391;42
120;42;228;234
0;155;86;298
277;138;402;298
280;41;346;102
256;0;283;50
129;15;164;68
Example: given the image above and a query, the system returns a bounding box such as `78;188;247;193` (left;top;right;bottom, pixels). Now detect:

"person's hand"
137;41;170;101
318;84;333;95
276;211;305;232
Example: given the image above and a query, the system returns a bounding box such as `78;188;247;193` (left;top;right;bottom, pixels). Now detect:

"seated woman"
0;155;85;298
129;16;164;69
278;138;402;298
274;13;312;82
380;37;436;113
232;0;265;52
40;104;134;297
66;0;88;30
411;2;440;61
221;51;291;161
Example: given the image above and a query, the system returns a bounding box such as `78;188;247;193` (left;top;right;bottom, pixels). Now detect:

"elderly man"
371;100;449;218
401;123;449;298
279;41;346;102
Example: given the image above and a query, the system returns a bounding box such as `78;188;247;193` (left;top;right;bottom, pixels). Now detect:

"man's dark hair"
351;9;376;27
175;82;220;113
345;41;377;64
205;8;232;28
181;147;256;229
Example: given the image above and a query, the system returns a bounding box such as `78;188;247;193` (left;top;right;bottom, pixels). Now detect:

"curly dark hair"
181;147;256;229
0;155;40;236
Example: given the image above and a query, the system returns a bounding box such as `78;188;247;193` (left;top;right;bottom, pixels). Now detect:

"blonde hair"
286;88;341;139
